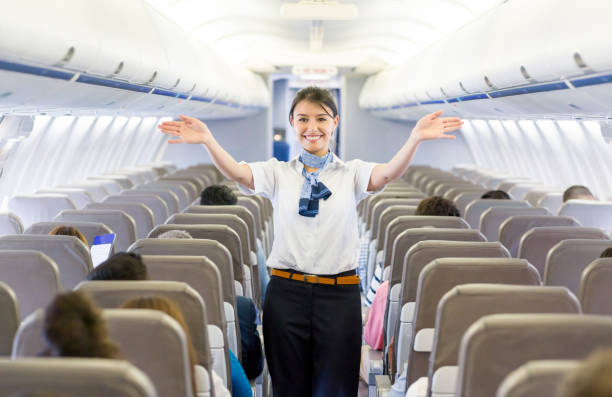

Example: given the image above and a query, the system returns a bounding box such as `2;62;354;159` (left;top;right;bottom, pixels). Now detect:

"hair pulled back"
48;226;87;245
289;86;338;122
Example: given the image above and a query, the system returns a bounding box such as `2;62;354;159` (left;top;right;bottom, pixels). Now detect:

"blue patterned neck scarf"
298;149;333;217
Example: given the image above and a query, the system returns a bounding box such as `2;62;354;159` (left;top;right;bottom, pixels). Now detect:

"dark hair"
288;86;338;122
121;296;197;396
87;252;149;281
43;291;120;359
563;185;595;202
601;247;612;258
481;190;511;200
415;196;461;217
200;184;237;205
48;226;87;245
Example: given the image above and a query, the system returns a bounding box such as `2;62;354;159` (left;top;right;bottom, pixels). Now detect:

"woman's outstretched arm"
158;115;255;190
367;110;463;191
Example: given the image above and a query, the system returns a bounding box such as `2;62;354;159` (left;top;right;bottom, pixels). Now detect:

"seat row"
358;166;612;397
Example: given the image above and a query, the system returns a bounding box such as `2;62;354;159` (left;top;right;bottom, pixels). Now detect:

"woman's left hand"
411;110;463;142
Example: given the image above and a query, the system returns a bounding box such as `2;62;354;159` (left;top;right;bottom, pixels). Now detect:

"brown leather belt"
271;269;360;285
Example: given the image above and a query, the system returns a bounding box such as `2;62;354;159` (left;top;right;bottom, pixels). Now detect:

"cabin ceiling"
145;0;503;73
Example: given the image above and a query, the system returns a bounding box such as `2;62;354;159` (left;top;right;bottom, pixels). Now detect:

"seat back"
0;250;60;317
464;199;531;229
524;190;562;207
370;199;423;239
0;281;18;355
25;221;113;247
496;360;579;397
122;189;180;216
166;213;251;259
499;215;581;257
64;181;111;201
431;286;579;392
0;235;91;290
148;225;245;291
0;358;157;397
383;216;471;274
36;188;93;209
139;183;189;210
55;209;137;252
389;226;480;285
0;211;23;234
90;175;133;190
444;187;487;202
453;191;488;216
158;177;199;201
375;206;418;251
579;258;612;315
559;200;612;234
185;205;256;251
104;195;169;226
480;207;550;242
457;314;612;397
518;226;610;276
8;194;77;229
86;202;154;240
544;239;612;294
128;239;235;304
74;281;212;371
237;196;263;242
536;192;564;214
433;182;479;198
406;259;541;384
364;191;426;228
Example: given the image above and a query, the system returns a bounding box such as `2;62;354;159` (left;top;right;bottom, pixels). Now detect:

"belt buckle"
304;274;319;284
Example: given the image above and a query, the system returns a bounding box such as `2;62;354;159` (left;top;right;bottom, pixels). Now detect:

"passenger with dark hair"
159;86;462;396
121;296;234;397
601;247;612;258
481;190;511;200
560;348;612;397
87;252;149;281
42;291;120;359
200;184;237;205
415;196;461;217
563;185;596;202
48;225;88;245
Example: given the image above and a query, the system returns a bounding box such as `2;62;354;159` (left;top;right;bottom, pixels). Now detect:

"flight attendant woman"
159;87;462;397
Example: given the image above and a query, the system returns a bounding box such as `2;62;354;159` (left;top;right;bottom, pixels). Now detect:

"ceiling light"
280;1;358;20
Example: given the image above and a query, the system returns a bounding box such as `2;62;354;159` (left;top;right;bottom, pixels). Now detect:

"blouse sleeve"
351;159;384;203
236;158;279;199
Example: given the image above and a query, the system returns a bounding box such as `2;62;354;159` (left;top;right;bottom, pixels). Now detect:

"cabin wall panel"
341;75;475;170
161;109;271;168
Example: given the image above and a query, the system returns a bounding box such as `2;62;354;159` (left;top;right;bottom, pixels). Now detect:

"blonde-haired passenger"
561;348;612;397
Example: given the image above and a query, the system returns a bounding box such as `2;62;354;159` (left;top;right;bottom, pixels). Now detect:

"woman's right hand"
158;115;213;145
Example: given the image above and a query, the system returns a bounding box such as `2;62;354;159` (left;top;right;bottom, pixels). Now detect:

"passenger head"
481;190;511;200
87;252;149;281
120;296;197;395
289;86;339;157
600;247;612;258
48;225;87;245
560;348;612;397
157;229;193;239
43;291;119;358
200;184;237;205
563;185;596;202
415;196;461;217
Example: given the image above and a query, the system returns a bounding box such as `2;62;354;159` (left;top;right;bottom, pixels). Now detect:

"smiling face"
290;99;339;157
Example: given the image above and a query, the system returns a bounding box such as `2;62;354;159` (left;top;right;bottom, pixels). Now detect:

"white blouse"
239;154;380;275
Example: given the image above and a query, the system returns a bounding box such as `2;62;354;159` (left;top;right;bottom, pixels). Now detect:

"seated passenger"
120;296;235;397
87;252;149;281
157;229;193;239
560;348;612;397
563;185;596;202
601;247;612;258
156;227;264;380
415;196;461;217
42;291;119;358
200;184;270;302
48;225;88;245
481;190;511;200
200;185;238;205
